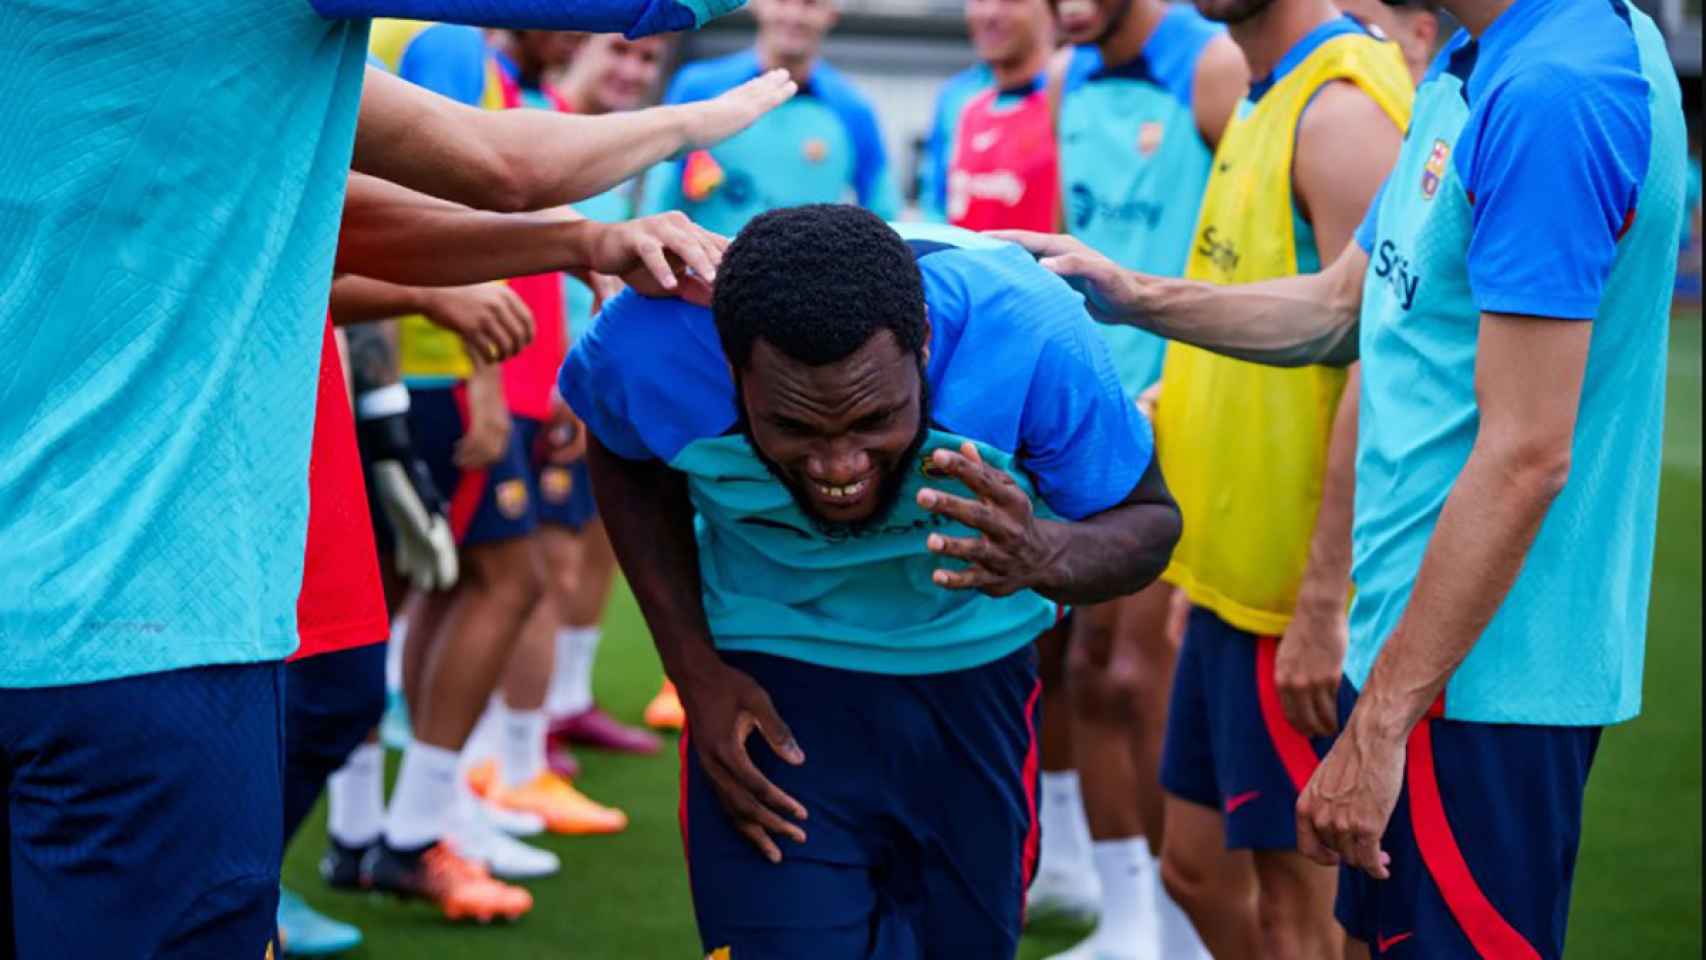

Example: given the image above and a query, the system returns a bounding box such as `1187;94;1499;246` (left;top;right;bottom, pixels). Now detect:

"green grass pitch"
282;313;1702;959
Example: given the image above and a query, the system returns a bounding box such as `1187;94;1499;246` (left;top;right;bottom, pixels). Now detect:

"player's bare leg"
1053;590;1161;958
1159;796;1260;958
549;519;660;753
473;526;629;838
365;538;542;921
1253;849;1342;960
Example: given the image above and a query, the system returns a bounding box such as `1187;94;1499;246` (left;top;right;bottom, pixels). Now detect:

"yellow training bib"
370;20;507;383
1156;31;1411;636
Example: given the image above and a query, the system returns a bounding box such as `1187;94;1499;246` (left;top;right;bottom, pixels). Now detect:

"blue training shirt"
1057;6;1222;395
562;225;1153;675
1348;0;1686;726
642;50;901;235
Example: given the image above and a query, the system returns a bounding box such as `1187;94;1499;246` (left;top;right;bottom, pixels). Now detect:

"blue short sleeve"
1460;62;1650;319
394;23;488;105
822;81;897;219
1356;177;1386;253
1020;321;1155;521
559;291;736;462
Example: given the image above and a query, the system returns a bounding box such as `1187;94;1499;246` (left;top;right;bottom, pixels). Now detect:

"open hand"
584;213;727;306
989;230;1149;325
679;69;798;151
680;662;808;864
917;442;1061;598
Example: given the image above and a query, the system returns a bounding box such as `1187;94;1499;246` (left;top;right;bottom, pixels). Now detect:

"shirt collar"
1248;14;1369;102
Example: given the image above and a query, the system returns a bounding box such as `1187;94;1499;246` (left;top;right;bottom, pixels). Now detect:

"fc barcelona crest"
1421;139;1450;200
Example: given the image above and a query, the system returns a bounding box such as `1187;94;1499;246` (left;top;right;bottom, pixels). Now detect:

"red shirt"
292;317;389;660
495;66;569;422
947;83;1060;232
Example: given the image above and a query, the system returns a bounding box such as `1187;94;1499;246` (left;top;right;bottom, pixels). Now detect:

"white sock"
1090;837;1160;954
383;742;458;850
461;696;504;770
1039;771;1093;875
547;626;599;716
1159;875;1212;960
384;616;408;693
327;742;384;849
499;702;548;788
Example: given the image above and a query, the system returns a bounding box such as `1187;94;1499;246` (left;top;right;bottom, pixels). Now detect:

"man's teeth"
816;480;868;499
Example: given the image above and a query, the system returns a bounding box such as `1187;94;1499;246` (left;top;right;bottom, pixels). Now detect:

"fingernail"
934;449;951;464
927;534;943;551
933;570;949;585
917;490;934;507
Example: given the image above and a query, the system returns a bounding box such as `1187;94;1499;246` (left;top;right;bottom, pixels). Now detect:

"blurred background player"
917;64;994;224
1133;2;1407;957
464;27;667;830
1332;0;1445;82
1039;0;1244;957
643;0;901;233
940;0;1058;231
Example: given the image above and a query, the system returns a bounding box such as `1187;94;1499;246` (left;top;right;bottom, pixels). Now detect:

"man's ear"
920;309;932;367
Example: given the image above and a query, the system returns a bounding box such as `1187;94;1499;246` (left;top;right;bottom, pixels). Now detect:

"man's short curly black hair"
712;204;927;369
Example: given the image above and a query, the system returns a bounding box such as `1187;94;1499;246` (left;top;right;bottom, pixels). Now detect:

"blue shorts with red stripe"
680;645;1041;960
408;385;537;547
511;416;599;532
1159;605;1332;849
1333;682;1602;959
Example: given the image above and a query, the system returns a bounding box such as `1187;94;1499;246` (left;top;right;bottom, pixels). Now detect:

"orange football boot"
485;772;628;836
643;679;685;732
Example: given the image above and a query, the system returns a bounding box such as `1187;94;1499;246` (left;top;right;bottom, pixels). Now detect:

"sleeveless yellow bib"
369;20;507;383
1156;32;1411;635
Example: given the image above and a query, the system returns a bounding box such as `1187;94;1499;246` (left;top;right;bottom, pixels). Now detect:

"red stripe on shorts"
1255;635;1321;793
678;723;692;876
1406;720;1541;960
447;384;488;541
1018;674;1044;926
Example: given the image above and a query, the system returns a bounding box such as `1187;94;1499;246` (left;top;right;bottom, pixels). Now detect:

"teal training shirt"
0;1;370;687
1348;0;1685;725
1057;6;1222;395
643;50;901;236
562;225;1155;674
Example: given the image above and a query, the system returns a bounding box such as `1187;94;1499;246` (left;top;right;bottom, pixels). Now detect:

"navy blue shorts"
283;643;386;846
1159;605;1332;849
1333;682;1602;959
409;385;536;548
511;416;598;532
681;646;1042;960
0;662;285;958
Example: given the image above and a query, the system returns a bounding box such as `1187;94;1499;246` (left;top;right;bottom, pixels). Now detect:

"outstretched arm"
310;0;744;38
353;66;794;214
993;229;1369;368
338;173;725;302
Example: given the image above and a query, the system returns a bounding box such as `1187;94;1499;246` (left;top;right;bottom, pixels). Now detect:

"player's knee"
1068;655;1141;727
1160;846;1217;918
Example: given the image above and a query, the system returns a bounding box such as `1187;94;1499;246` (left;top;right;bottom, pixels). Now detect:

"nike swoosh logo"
1377;932;1414;953
1224;790;1261;814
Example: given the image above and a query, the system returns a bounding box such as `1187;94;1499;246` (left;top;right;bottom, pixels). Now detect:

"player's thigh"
3;663;284;958
681;728;891;960
1160;794;1256;910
